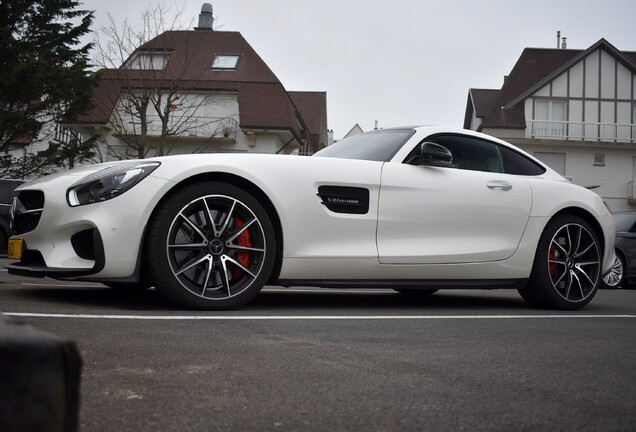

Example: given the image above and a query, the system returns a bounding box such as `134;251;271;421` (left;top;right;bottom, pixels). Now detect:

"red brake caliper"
549;247;558;278
232;218;252;278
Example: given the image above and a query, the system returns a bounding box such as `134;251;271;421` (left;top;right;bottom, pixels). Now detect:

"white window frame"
211;54;241;70
533;99;567;138
124;51;171;70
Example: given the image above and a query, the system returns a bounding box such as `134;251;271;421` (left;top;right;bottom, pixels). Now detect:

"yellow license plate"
7;238;23;259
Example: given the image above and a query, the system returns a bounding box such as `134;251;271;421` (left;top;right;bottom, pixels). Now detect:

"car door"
376;134;533;264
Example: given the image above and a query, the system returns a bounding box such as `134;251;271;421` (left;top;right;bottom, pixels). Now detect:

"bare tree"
91;1;237;159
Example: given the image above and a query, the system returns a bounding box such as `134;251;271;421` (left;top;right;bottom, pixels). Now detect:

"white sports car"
7;126;615;310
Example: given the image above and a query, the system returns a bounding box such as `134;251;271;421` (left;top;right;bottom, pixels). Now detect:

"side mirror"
412;142;452;167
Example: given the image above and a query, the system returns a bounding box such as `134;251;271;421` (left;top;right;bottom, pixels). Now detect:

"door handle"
487;180;513;191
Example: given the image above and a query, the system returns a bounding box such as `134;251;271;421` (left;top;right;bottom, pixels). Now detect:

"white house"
464;38;636;211
64;5;327;160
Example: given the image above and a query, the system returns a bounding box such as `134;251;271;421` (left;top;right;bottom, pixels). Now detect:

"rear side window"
498;145;546;176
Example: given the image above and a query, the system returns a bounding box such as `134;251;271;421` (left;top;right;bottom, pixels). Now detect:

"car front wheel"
146;182;276;310
519;215;601;310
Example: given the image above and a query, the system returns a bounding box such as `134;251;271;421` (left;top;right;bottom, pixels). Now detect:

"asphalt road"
1;261;635;431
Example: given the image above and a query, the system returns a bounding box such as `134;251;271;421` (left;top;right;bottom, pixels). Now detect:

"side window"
426;135;504;173
615;214;636;233
499;146;546;176
0;180;23;204
0;183;11;203
405;134;546;176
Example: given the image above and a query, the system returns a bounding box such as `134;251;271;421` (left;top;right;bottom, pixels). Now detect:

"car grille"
11;190;45;234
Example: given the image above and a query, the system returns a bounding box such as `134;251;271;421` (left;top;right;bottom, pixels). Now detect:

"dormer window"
124;51;171;70
211;54;240;70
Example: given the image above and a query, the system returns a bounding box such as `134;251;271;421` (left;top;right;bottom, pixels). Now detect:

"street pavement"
1;260;635;431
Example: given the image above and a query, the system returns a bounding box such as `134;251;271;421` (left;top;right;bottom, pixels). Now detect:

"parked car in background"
0;179;24;255
602;212;636;289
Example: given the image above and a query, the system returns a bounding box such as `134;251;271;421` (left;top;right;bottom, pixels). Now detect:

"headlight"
67;161;160;207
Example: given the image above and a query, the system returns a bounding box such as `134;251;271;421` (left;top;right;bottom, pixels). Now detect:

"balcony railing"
53;124;81;145
528;120;636;143
142;115;239;139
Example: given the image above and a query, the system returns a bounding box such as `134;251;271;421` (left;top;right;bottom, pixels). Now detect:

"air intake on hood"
317;186;369;214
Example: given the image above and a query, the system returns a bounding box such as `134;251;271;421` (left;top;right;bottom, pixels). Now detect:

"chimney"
561;37;567;49
557;31;561;49
195;3;214;30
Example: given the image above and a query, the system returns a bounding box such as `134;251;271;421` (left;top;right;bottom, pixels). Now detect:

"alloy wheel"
602;254;624;288
166;194;267;301
547;223;600;302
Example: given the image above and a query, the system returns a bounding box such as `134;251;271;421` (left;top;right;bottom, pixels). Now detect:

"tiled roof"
289;91;328;152
463;89;499;128
482;48;582;129
468;39;636;130
137;31;280;84
77;30;320;148
469;89;500;117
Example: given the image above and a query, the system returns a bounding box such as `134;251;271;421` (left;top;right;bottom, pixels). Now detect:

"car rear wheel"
602;252;625;289
146;182;276;310
519;215;601;310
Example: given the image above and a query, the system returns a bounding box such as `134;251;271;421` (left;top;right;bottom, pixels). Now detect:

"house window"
533;99;567;137
211;54;240;70
125;52;171;70
594;154;605;166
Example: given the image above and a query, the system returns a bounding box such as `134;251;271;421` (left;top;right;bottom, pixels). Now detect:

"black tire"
519;215;601;310
145;182;276;310
601;251;625;289
393;288;439;296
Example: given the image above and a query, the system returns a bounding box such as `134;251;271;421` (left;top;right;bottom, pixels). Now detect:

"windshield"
314;129;414;162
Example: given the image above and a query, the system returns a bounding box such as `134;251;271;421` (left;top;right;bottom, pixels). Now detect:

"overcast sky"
81;0;636;139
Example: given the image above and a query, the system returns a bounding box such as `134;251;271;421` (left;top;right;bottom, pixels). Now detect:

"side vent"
317;186;369;214
71;229;96;260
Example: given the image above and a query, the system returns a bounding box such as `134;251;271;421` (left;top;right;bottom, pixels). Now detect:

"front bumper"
5;172;171;281
7;228;105;278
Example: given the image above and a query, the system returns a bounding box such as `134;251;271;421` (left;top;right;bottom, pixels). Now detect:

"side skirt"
276;279;528;290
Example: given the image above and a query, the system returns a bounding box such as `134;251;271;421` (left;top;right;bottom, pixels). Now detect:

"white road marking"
19;282;105;287
2;312;635;320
